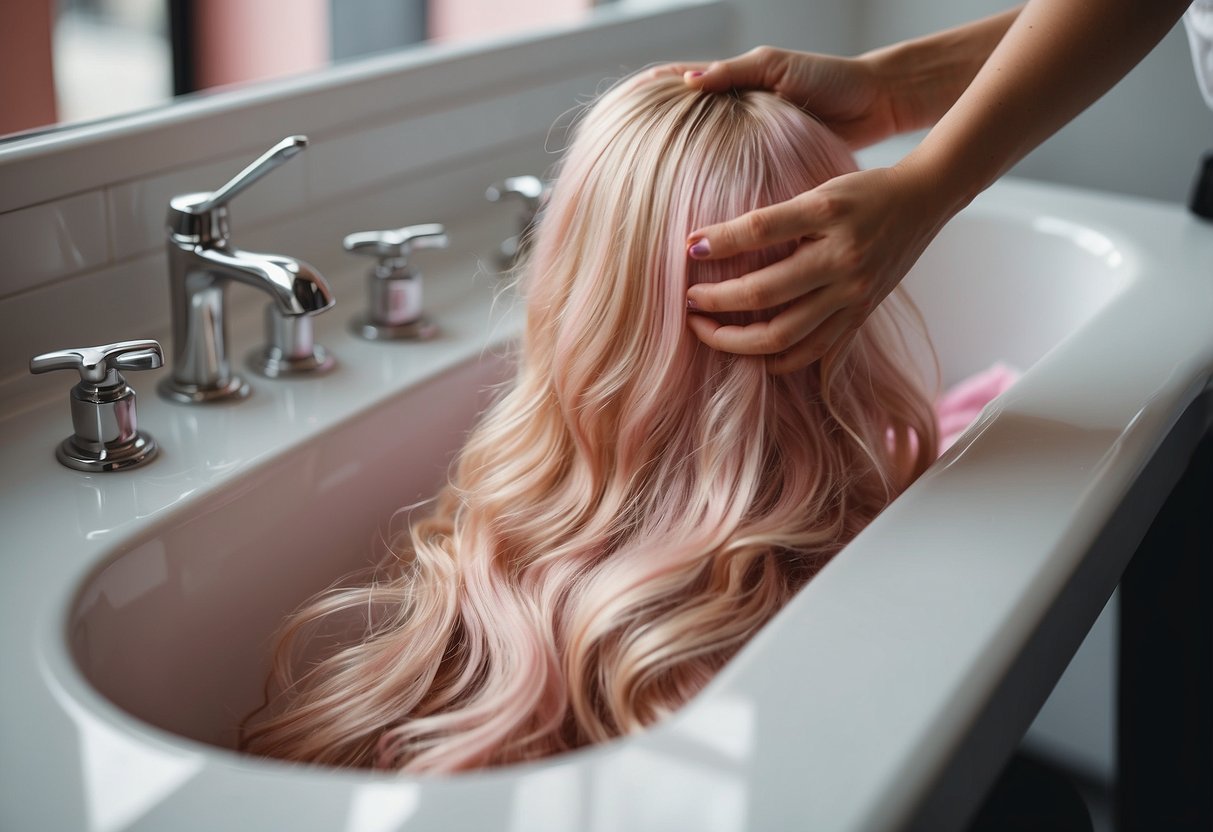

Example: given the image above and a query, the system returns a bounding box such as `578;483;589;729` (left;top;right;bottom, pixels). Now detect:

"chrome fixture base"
246;345;336;378
158;376;251;404
249;304;336;378
55;431;158;473
350;315;439;342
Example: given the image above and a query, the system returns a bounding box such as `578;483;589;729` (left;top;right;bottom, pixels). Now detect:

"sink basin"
4;178;1211;831
65;192;1134;754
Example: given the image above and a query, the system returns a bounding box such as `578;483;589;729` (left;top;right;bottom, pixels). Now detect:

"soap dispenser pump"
343;223;448;341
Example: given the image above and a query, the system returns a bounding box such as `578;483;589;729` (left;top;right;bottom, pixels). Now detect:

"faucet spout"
197;246;336;315
159;239;336;404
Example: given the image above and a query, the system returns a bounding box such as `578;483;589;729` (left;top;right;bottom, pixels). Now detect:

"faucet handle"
345;224;446;342
31;340;163;387
343;223;448;268
188;136;308;215
486;176;550;270
29;339;163;472
486;176;547;214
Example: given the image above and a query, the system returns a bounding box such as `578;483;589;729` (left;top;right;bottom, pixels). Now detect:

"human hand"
676;46;897;149
685;163;953;374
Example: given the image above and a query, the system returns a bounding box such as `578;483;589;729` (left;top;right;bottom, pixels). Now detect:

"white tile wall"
307;74;601;202
0;192;110;297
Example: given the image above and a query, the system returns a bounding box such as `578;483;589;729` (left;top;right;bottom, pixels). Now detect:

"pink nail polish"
687;297;701;311
688;240;710;258
686;71;704;79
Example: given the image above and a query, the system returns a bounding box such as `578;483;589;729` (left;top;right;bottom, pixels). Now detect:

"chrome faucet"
159;136;335;404
485;175;549;270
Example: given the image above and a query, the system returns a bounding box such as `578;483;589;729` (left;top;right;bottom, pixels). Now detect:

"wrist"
861;38;965;136
891;148;974;231
854;47;909;137
860;5;1023;134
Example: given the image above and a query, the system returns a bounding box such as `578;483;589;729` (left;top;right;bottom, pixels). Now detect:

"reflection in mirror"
0;0;600;142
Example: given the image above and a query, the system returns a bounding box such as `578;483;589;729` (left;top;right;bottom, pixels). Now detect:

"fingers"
686;284;849;356
687;301;863;374
687;197;824;262
644;62;708;82
687;244;827;312
766;308;861;375
683;47;786;94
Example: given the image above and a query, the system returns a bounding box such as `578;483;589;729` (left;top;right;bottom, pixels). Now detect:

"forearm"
903;0;1193;218
863;5;1024;134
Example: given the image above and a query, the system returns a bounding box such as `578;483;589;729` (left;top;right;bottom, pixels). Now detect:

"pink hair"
240;73;938;772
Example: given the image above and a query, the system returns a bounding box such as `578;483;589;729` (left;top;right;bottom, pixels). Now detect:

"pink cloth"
936;363;1021;454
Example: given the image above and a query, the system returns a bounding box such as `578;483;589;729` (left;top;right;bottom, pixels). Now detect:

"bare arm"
905;0;1194;213
862;5;1023;140
681;6;1021;149
685;0;1193;373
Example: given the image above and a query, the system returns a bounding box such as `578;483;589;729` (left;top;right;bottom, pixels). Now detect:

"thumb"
684;48;784;93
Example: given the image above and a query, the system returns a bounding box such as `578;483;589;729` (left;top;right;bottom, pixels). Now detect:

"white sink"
4;180;1212;831
66;191;1134;753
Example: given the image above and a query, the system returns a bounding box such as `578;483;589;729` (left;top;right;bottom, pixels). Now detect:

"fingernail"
685;70;704;79
688;239;710;258
686;296;701;311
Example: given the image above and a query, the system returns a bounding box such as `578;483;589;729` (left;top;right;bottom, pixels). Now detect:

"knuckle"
760;326;792;353
744;211;774;242
851;299;874;321
813;191;843;219
741;279;771;309
847;277;872;303
836;242;865;274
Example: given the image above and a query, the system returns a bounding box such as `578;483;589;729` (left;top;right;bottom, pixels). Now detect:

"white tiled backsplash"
0;192;112;295
0;1;734;417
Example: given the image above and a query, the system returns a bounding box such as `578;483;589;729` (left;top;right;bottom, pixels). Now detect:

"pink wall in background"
194;0;330;91
428;0;589;43
0;0;57;135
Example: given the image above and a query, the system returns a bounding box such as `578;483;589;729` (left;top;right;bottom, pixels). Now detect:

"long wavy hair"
240;72;938;773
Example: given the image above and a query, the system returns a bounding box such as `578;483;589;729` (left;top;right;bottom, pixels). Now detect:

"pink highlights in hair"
240;72;938;773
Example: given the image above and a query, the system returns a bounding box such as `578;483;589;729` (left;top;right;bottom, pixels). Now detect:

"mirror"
0;0;601;142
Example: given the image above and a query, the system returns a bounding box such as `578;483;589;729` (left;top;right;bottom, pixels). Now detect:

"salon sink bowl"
65;190;1135;752
5;180;1212;831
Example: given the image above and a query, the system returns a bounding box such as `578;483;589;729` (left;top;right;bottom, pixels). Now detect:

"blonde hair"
241;73;938;773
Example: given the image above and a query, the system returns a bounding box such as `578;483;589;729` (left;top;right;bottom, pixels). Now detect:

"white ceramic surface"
0;191;110;295
2;180;1212;832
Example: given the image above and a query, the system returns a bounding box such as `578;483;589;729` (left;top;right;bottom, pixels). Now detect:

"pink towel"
936;363;1020;454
